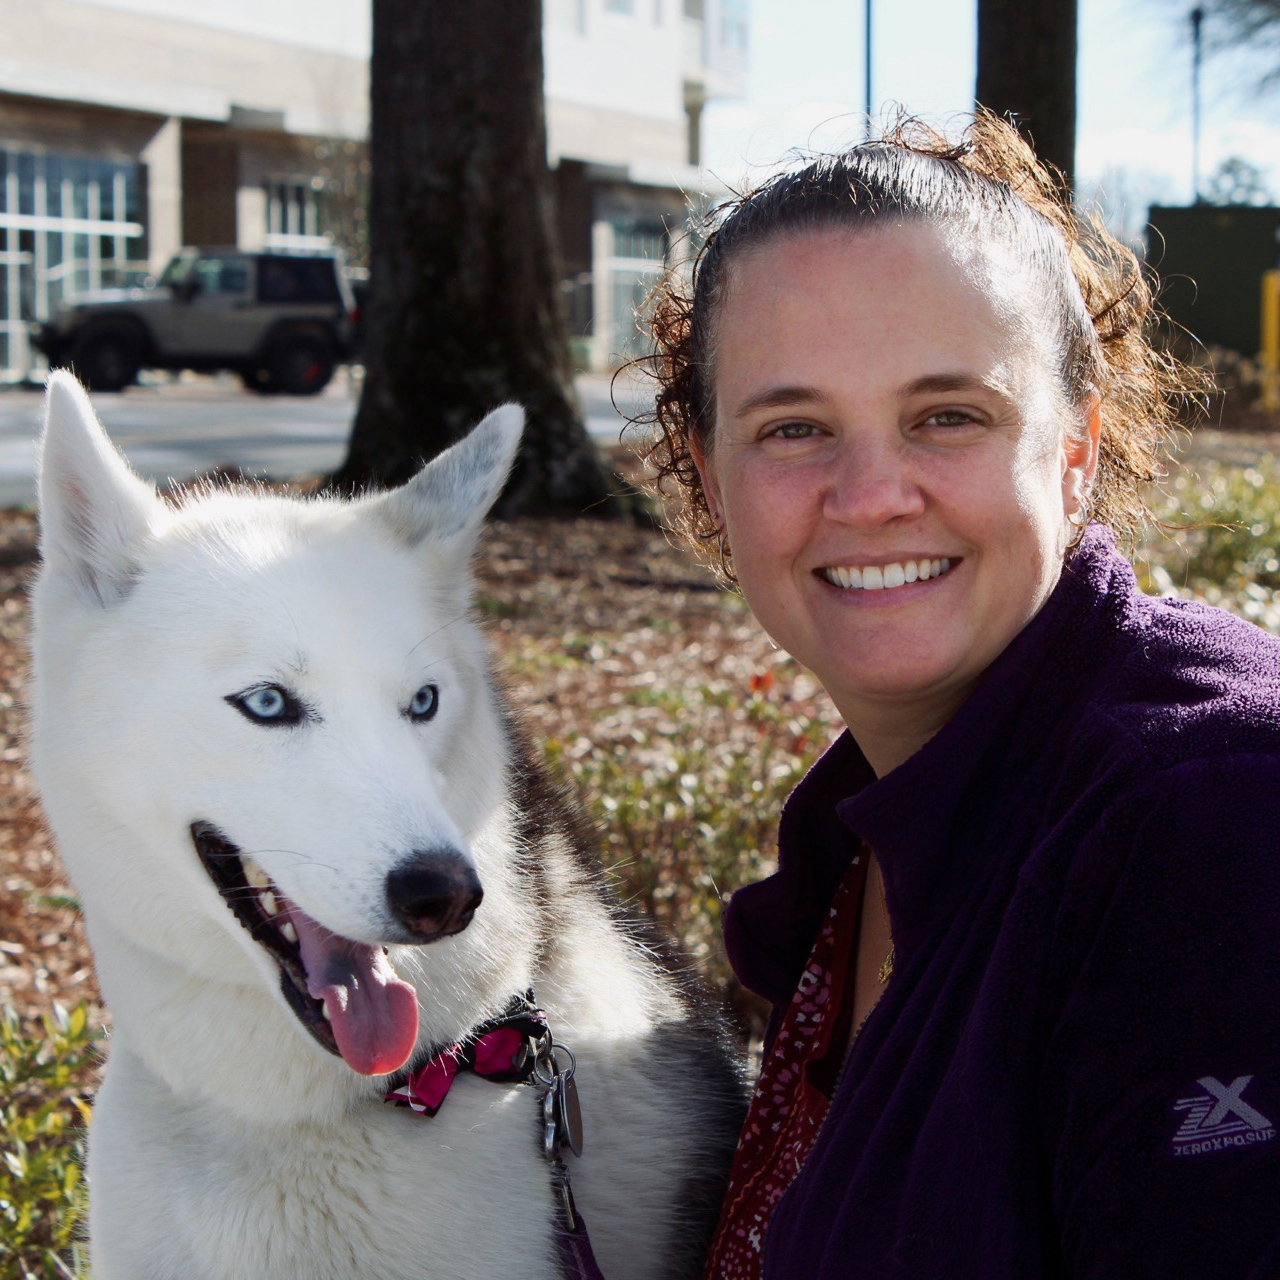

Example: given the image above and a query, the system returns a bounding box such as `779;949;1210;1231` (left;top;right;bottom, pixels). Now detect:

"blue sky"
703;0;1280;229
81;0;1280;224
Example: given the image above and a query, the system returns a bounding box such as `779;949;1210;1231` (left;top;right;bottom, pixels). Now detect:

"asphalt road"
0;367;649;509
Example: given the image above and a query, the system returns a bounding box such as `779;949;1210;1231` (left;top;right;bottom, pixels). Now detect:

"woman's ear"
1063;392;1102;515
689;431;724;529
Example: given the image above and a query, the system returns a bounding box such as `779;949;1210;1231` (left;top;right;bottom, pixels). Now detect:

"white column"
141;116;182;272
590;216;614;372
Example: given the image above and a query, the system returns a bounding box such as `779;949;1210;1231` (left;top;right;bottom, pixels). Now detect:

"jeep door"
162;254;260;359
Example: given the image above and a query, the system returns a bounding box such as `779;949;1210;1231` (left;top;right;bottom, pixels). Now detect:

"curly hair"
636;111;1204;577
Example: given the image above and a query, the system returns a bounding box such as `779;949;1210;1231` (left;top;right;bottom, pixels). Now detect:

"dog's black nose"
386;854;483;940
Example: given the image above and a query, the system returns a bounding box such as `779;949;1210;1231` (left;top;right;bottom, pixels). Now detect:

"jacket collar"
725;526;1134;1000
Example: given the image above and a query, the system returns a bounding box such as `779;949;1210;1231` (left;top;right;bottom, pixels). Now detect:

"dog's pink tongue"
286;902;419;1076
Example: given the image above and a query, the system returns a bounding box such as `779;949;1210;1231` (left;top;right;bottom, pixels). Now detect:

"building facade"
0;0;746;379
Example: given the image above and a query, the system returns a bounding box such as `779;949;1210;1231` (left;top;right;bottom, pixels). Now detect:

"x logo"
1197;1076;1272;1131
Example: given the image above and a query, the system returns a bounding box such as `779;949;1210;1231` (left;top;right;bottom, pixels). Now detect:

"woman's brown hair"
637;111;1202;576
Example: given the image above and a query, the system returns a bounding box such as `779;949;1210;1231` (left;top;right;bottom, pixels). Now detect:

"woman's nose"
821;439;926;527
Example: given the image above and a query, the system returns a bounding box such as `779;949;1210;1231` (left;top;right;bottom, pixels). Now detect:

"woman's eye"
407;684;439;722
924;409;978;428
227;685;304;726
768;421;819;440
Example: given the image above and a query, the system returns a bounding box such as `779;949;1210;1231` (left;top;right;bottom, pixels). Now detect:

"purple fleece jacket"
723;527;1280;1279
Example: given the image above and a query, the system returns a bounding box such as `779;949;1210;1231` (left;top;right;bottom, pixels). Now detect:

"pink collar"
384;991;549;1116
385;1024;531;1114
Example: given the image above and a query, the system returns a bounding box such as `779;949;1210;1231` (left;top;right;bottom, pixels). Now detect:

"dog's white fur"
29;372;742;1280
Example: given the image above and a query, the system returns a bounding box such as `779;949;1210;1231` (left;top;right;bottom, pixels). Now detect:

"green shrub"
543;673;826;993
0;1002;96;1280
1137;455;1280;633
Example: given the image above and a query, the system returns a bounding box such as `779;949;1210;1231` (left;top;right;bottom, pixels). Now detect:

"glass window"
17;153;36;217
604;0;634;12
609;213;670;262
123;168;141;225
69;157;91;220
194;256;251;295
159;254;193;288
98;164;116;221
720;0;747;48
0;146;143;377
264;177;331;251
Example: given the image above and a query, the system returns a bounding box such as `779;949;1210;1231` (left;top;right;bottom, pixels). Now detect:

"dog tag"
555;1071;584;1158
543;1082;561;1160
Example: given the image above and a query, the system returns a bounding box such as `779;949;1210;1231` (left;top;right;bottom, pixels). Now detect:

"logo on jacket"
1171;1075;1275;1156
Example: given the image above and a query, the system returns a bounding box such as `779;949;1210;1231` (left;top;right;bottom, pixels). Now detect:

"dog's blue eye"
227;685;304;726
407;684;438;722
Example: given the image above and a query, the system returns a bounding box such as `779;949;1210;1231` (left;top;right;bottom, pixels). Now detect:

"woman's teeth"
821;558;952;590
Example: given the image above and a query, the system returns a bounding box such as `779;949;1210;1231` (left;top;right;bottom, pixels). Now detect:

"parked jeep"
32;247;358;395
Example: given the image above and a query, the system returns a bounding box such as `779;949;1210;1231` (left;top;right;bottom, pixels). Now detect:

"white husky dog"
28;372;744;1280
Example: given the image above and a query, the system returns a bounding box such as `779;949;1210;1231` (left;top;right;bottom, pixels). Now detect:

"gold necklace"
875;868;895;986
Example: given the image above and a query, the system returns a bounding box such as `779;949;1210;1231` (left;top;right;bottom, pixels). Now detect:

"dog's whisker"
407;614;470;659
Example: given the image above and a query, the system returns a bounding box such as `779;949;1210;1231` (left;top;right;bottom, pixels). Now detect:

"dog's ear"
367;404;524;557
38;371;161;604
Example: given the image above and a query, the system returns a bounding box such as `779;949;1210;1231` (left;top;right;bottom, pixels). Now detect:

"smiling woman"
638;113;1280;1278
699;223;1094;774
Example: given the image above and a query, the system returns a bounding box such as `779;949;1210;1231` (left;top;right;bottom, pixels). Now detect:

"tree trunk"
332;0;620;519
975;0;1078;188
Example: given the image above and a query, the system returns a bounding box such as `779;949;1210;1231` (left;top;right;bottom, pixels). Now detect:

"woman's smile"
817;558;955;591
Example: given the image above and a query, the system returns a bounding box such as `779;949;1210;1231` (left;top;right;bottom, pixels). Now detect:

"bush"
543;672;825;1005
0;1002;96;1280
1137;453;1280;633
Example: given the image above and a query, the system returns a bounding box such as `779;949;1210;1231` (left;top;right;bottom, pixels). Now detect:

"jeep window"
193;257;250;295
257;256;342;305
159;255;194;289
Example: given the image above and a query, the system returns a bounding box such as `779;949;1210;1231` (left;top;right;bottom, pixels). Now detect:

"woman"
642;115;1280;1278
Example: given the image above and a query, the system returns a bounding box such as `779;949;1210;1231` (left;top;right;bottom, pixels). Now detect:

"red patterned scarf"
704;853;868;1279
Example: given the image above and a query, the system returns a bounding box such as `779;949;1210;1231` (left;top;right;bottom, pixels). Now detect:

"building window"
595;211;672;364
0;146;144;378
264;177;330;252
609;213;670;263
720;0;748;49
604;0;635;13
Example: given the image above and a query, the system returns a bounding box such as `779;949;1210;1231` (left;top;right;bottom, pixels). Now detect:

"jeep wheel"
268;333;335;396
72;331;141;392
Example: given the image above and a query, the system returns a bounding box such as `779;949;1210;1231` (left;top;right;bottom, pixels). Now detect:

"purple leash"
556;1208;608;1280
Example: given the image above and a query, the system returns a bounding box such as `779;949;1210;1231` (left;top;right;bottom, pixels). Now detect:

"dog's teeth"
261;890;279;917
280;921;298;945
243;857;270;889
319;1001;331;1021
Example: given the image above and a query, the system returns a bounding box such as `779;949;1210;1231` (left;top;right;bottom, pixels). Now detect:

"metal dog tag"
542;1071;585;1160
555;1071;584;1158
543;1082;560;1160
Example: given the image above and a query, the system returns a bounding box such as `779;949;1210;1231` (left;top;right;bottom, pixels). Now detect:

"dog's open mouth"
192;821;420;1077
